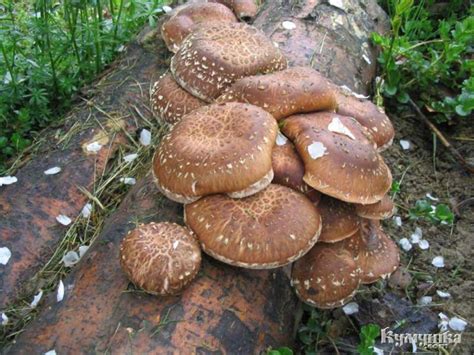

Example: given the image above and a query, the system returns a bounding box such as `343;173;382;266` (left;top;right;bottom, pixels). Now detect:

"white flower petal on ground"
275;132;288;146
44;351;57;355
342;302;359;315
120;177;136;185
418;239;430;250
81;203;92;218
362;54;372;65
393;216;402;227
436;290;451;298
438;312;449;332
44;167;61;175
79;245;89;258
56;214;72;226
0;176;17;186
329;0;345;10
449;317;467;331
1;313;8;325
30;290;43;308
328;117;356;139
86;141;103;153
139;129;151;146
62;251;80;267
307;142;327;160
426;193;439;201
282;21;296;30
57;280;65;302
373;347;384;355
123;153;138;163
399;140;411;150
399;238;412;251
0;247;12;265
418;296;432;305
432;256;445;268
162;5;172;13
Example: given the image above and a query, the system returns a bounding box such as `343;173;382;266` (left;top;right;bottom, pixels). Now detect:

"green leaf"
435;204;454;224
268;347;293;355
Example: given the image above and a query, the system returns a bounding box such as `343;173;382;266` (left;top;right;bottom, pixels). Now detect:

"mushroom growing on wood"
161;3;238;53
217;66;337;120
211;0;259;21
282;112;392;204
354;195;395;220
151;73;205;125
317;195;360;243
119;222;201;295
185;184;322;269
170;22;287;102
291;242;361;309
153;102;277;203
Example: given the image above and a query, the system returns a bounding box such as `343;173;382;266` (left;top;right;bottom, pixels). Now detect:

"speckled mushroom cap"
355;195;395;220
318;195;360;243
170;22;287;102
282;112;392;204
151;73;206;125
217;66;337;120
343;219;400;284
291;242;361;309
153;102;278;203
119;222;201;295
335;90;395;152
212;0;258;20
184;184;322;269
161;3;237;53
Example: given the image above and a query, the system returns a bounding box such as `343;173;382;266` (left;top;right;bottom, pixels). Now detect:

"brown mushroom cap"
217;66;337;120
291;242;361;309
282;112;392;204
153;102;278;203
355;195;395;220
161;3;238;53
318;195;360;243
185;184;322;269
119;222;201;295
211;0;259;20
151;73;206;125
170;22;287;102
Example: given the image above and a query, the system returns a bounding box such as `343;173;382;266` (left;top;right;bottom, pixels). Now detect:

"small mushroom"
119;222;201;295
170;22;287;102
291;242;361;309
354;195;395;220
153;103;278;203
185;184;322;269
282;112;392;204
318;195;360;243
217;67;337;120
211;0;259;21
151;73;206;125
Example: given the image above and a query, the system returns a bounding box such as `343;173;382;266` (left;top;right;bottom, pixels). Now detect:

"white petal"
86;141;103;153
282;21;296;30
399;238;412;251
30;290;43;308
44;166;61;175
44;351;57;355
329;0;345;10
79;245;89;258
307;142;327;160
0;176;18;186
432;256;445;268
342;302;359;315
328;117;355;139
436;290;451;298
120;177;136;185
139;129;151;146
117;45;126;52
162;5;172;13
339;85;369;99
439;312;449;322
410;228;422;244
418;296;432;305
426;193;439;201
0;247;12;265
393;216;402;227
373;347;384;355
418;239;430;250
62;251;80;267
438;320;448;332
362;54;372;65
123;153;138;163
275;132;288;146
449;317;467;331
57;280;65;302
56;214;72;226
399;139;411;150
1;313;8;325
81;203;92;218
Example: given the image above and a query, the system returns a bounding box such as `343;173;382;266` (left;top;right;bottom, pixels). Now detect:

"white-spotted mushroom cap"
291;242;361;309
184;184;322;269
119;222;201;295
211;0;259;20
170;22;287;102
152;103;278;203
217;66;337;120
318;195;360;243
355;195;395;220
151;73;206;125
161;3;238;53
282;112;392;204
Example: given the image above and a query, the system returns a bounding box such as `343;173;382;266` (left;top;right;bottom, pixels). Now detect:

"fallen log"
5;0;388;352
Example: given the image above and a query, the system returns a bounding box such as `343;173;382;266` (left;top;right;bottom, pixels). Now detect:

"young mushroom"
354;195;395;220
151;73;205;125
119;222;201;295
153;102;278;203
317;195;360;243
185;184;322;269
170;22;287;102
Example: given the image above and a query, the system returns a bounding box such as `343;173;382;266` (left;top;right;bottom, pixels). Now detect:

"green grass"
0;0;167;173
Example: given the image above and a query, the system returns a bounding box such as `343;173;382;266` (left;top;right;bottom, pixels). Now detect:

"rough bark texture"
4;0;388;352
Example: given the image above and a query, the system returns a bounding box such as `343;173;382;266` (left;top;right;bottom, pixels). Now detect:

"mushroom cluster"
121;1;400;308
